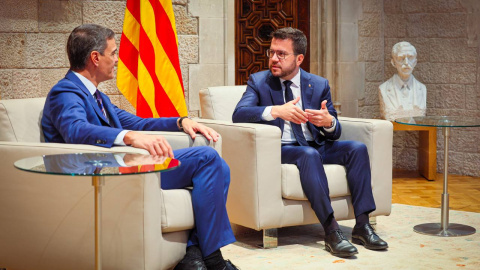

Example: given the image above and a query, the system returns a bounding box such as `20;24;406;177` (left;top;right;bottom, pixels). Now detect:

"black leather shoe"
174;246;207;270
324;230;358;257
224;259;240;270
174;259;207;270
352;223;388;250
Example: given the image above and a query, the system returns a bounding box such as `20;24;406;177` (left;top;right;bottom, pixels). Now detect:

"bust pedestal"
392;122;437;181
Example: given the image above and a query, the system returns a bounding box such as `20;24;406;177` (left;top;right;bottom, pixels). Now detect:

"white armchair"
0;98;221;270
198;86;393;248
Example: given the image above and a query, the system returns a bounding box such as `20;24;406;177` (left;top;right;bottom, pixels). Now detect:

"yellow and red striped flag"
117;0;187;118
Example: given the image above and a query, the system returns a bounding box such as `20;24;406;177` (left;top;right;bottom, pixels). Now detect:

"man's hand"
123;131;174;157
305;100;334;127
179;118;220;142
271;96;308;124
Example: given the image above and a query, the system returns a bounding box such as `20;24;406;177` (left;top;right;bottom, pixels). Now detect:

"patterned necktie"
283;80;308;146
94;90;109;123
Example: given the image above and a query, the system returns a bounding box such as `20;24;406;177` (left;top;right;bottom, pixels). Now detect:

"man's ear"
391;59;395;68
296;54;304;67
90;51;100;67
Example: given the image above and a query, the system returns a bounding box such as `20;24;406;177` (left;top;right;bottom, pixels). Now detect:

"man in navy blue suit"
233;27;388;257
42;24;238;270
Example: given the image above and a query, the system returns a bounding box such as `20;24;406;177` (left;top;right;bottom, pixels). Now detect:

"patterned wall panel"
235;0;310;85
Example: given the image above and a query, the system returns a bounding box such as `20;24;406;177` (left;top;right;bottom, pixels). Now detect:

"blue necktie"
283;80;308;146
94;90;109;123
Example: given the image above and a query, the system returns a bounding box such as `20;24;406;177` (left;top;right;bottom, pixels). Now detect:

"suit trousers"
161;146;235;257
281;140;376;224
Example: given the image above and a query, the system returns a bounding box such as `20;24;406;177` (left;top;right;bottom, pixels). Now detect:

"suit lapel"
300;69;313;110
65;70;112;126
267;74;284;105
300;70;318;136
266;73;285;132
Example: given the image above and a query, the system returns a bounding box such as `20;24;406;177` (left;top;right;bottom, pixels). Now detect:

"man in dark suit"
42;24;238;270
233;27;388;257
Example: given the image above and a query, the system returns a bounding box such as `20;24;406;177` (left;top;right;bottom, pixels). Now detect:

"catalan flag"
117;0;187;118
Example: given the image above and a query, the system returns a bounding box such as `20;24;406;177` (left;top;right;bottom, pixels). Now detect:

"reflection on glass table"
395;116;480;237
395;116;480;127
15;152;179;176
14;152;180;270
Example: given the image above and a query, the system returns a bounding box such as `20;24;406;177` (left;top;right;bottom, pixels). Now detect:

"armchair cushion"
199;86;245;121
281;164;349;200
161;189;194;232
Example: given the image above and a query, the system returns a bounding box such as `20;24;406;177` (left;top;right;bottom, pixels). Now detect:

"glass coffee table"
14;152;180;270
395;116;480;237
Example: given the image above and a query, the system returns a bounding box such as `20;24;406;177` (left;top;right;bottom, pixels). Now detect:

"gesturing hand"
180;118;220;142
123;131;174;157
305;100;333;127
271;96;308;124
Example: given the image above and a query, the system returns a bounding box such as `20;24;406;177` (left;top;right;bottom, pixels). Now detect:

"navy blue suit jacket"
232;69;341;145
42;70;179;147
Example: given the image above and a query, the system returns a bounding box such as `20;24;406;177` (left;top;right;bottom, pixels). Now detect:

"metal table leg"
92;176;104;270
413;127;476;236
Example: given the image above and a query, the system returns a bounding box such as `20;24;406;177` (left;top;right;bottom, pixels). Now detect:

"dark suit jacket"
232;69;341;146
42;70;179;147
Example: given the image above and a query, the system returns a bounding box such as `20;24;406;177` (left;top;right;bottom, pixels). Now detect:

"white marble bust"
379;41;426;121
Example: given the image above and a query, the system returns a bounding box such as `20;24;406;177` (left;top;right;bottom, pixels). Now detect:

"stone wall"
0;0;227;117
356;0;480;176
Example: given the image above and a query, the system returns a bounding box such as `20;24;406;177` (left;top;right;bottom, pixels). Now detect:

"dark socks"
322;213;370;233
322;214;340;235
204;249;226;270
354;213;370;228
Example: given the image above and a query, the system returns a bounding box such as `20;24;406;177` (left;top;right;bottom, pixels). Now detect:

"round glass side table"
395;116;480;237
14;152;180;270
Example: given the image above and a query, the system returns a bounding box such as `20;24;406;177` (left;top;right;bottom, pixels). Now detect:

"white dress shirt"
262;70;335;144
72;71;129;146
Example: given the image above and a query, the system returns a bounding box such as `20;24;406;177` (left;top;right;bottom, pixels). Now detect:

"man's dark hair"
271;27;307;56
67;24;115;70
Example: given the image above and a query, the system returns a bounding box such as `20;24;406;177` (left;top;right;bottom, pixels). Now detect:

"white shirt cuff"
114;130;131;146
262;106;275;121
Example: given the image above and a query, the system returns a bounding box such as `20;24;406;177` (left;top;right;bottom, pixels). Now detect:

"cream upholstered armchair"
0;98;221;270
198;86;393;248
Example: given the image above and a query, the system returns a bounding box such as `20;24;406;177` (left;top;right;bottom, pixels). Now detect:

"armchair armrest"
137;130;222;155
338;117;393;216
196;119;284;229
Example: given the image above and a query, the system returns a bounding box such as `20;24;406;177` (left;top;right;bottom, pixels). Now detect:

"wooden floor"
392;169;480;213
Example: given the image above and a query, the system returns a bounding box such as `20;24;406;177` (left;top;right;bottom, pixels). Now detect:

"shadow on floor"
231;223;355;250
